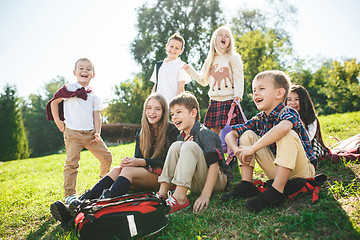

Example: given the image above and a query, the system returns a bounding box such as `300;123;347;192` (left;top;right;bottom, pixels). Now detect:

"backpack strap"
155;61;163;92
252;174;327;203
287;174;327;203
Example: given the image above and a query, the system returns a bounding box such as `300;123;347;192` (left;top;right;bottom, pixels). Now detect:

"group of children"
47;25;327;226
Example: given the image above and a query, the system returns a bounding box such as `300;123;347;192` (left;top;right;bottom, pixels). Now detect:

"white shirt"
150;58;191;105
63;82;103;130
307;119;317;141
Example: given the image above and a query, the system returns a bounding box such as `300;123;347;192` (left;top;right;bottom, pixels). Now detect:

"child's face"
145;98;163;127
170;104;196;134
286;91;300;112
166;39;183;61
216;29;231;51
252;77;285;115
73;60;94;87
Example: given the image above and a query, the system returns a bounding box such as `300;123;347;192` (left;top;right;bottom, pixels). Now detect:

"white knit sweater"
186;53;244;101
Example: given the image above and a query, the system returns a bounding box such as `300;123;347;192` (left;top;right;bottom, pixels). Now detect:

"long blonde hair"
140;93;169;159
201;25;236;82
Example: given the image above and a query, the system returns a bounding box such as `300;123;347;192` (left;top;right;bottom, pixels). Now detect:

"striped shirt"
231;103;317;168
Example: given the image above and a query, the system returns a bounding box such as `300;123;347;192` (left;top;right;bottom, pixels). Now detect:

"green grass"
1;111;359;239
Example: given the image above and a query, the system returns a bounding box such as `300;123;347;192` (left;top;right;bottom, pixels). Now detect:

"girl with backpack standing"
183;25;245;135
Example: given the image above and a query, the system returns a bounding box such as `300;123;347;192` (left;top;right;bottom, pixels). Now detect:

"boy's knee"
169;141;183;152
180;141;200;152
239;130;258;145
279;130;299;143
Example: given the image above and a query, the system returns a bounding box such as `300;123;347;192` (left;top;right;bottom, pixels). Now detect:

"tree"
0;85;29;161
131;0;224;111
21;76;66;157
319;59;360;114
106;76;148;124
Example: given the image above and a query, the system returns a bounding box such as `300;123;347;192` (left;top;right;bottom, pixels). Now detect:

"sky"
0;0;359;104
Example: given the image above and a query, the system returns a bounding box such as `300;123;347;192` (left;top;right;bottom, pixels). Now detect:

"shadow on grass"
25;217;77;240
25;160;359;239
154;160;360;239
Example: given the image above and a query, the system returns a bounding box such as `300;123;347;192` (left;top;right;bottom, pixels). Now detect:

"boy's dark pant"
63;127;112;197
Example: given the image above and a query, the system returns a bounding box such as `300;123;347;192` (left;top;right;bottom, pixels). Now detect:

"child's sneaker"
50;201;72;225
221;180;259;202
68;190;93;216
65;194;78;204
155;192;166;200
165;194;189;215
245;185;285;213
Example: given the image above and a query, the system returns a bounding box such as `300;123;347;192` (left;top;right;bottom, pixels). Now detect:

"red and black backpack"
74;192;170;240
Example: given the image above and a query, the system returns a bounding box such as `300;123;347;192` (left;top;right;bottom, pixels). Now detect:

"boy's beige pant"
63;128;112;197
158;141;227;192
240;130;315;179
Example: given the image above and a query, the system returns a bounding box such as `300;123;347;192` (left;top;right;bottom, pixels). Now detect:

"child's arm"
50;98;65;132
230;54;244;101
90;110;102;144
237;120;293;164
177;81;185;95
151;83;157;93
183;64;208;86
193;161;219;212
225;130;239;153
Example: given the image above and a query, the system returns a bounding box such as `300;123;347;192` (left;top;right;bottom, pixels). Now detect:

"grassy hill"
0;111;359;239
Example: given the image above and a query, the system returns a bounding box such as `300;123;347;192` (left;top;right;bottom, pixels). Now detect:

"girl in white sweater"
184;25;245;135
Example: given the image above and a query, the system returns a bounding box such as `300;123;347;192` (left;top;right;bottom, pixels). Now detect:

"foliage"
320;59;360;114
0;112;359;239
290;59;360;115
0;85;29;161
21;76;66;157
106;76;148;124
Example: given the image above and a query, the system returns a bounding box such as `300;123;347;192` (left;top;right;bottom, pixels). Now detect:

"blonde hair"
169;91;200;121
201;25;236;82
74;58;95;73
167;33;185;49
140;93;169;159
254;70;291;102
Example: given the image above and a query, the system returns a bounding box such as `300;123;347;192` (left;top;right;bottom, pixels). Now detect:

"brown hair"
169;91;200;121
254;70;291;101
140;93;169;159
167;33;185;49
74;58;95;73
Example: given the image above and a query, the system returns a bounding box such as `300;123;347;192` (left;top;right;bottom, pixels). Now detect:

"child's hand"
184;134;194;141
182;64;190;70
193;195;209;212
55;120;65;132
120;157;145;167
90;133;101;145
232;97;242;106
235;146;255;165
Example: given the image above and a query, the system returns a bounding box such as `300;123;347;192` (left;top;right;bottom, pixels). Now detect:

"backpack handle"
226;100;247;125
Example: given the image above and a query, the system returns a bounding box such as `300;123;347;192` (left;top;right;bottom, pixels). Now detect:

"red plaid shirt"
232;103;317;168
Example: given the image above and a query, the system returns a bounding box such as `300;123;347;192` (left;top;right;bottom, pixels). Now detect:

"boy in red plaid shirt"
225;70;316;213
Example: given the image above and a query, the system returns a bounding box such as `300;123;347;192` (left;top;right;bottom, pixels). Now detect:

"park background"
1;0;359;159
0;0;360;239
